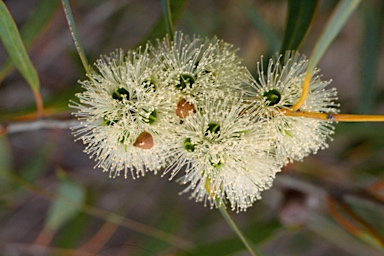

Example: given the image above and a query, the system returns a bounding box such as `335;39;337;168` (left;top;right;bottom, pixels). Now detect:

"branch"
0;119;80;135
283;110;384;122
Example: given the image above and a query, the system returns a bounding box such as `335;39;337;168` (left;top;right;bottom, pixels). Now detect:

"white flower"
165;96;281;212
244;51;339;164
267;115;336;163
71;33;341;212
152;32;247;105
71;48;175;178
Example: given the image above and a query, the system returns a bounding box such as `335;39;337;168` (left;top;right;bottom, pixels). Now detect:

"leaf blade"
0;0;60;83
161;0;174;39
307;0;362;71
280;0;319;53
0;1;40;91
358;1;384;113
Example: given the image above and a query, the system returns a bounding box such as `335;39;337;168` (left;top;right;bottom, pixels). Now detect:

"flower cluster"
71;32;338;212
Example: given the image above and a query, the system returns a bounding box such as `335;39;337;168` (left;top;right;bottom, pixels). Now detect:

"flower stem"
61;0;90;74
218;206;259;256
290;72;311;111
283;110;384;122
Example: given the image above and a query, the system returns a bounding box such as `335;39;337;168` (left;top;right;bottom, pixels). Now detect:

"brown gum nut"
176;98;196;118
133;131;154;149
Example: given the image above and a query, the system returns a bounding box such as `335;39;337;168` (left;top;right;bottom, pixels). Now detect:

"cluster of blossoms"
71;32;339;212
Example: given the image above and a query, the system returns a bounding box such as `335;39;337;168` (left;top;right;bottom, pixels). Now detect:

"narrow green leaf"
358;1;384;113
61;0;90;74
137;0;187;47
45;170;86;232
307;0;362;72
161;0;174;39
290;0;361;111
280;0;319;53
0;1;40;91
0;0;60;84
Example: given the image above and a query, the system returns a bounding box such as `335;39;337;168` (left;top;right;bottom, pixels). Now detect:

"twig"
0;119;80;135
283;109;384;122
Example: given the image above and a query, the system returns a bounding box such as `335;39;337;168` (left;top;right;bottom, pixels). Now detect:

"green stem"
161;0;174;42
218;206;259;256
61;0;90;74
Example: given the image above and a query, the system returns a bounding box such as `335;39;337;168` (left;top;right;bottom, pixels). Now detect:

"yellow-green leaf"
0;0;60;83
0;1;40;91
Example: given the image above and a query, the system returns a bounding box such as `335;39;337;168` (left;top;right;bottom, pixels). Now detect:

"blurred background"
0;0;383;255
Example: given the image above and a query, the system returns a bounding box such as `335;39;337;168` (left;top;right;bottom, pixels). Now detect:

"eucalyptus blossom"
152;32;248;106
244;51;339;164
71;36;339;212
165;96;281;212
71;48;175;178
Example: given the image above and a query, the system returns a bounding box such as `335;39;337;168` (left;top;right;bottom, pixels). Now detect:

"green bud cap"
112;87;130;101
263;89;281;106
184;138;195;152
176;74;195;90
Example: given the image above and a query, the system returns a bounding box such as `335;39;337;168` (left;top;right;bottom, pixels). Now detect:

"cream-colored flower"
71;48;174;178
71;35;339;213
244;51;339;164
152;32;247;105
165;96;281;212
